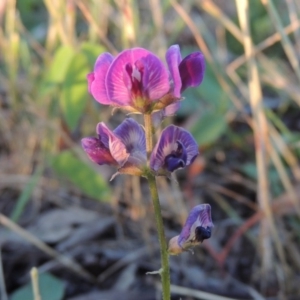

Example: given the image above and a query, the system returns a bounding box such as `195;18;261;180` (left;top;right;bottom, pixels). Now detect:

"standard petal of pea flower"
168;204;213;255
87;48;171;113
150;125;199;174
81;118;146;177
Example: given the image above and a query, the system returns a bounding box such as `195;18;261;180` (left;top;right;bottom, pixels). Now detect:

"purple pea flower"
87;45;205;116
152;45;205;123
150;125;199;174
81;118;146;177
168;204;213;255
87;48;171;113
166;44;206;98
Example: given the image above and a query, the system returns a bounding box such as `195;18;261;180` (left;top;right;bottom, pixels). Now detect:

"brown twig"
0;213;96;283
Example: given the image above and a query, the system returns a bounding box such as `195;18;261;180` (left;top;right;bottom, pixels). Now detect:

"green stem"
144;114;170;300
147;173;171;299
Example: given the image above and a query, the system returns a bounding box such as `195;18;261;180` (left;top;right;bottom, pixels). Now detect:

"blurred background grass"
1;0;300;299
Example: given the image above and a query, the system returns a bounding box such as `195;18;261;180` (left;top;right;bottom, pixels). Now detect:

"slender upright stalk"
144;114;170;300
144;113;153;157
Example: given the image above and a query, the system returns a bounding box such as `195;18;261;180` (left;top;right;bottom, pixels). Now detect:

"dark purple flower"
168;204;213;255
81;118;146;176
166;44;205;97
152;45;205;124
150;125;199;173
87;48;171;113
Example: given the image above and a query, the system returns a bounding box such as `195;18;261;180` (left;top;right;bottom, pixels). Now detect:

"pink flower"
87;45;205;115
81;118;146;177
87;48;170;113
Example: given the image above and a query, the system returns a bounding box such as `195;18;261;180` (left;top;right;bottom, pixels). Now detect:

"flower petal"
96;122;129;166
89;52;114;105
81;137;116;165
164;102;180;116
114;118;147;166
179;52;205;92
166;45;182;98
168;236;184;255
106;48;149;105
106;48;170;105
150;125;199;172
141;54;170;100
151;102;180;127
178;204;213;249
87;73;95;94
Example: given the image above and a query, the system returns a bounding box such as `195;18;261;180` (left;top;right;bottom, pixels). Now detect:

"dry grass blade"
218;189;298;266
149;0;167;54
75;0;118;54
268;117;300;217
199;0;243;43
170;0;250;121
43;0;72;46
115;0;136;48
258;53;300;106
30;267;41;300
196;0;252;100
235;0;287;279
206;183;258;211
269;123;300;182
168;284;242;300
0;213;96;283
199;0;300;91
170;0;210;62
97;246;153;282
261;0;300;83
286;0;300;51
227;20;300;72
0;249;8;300
268;124;300;216
198;0;300;107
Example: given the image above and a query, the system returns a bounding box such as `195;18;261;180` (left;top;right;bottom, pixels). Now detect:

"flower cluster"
82;44;212;254
82;45;205;177
87;45;205;115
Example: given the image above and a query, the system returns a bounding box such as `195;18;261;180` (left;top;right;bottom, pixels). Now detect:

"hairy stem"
144;114;170;300
147;174;171;299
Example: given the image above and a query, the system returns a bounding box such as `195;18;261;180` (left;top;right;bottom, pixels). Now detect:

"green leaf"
10;273;65;300
10;165;43;222
52;150;110;201
47;46;76;84
191;112;227;145
61;52;90;130
198;65;231;107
